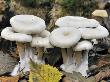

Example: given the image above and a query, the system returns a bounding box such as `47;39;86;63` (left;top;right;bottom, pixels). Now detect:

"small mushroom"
74;40;93;76
31;30;53;64
49;27;81;73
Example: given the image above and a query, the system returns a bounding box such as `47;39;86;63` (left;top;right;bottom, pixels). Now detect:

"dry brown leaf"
0;76;19;82
95;69;110;82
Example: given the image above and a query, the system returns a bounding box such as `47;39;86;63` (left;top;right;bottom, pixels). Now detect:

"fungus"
54;16;109;76
49;27;81;73
31;30;53;64
1;27;32;76
1;15;46;76
74;40;93;76
77;25;109;76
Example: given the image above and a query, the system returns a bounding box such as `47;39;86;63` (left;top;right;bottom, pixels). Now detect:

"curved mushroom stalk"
11;42;37;76
76;51;89;76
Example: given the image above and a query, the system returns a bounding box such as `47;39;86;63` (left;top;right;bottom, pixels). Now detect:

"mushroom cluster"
1;15;52;76
52;16;109;76
1;15;109;77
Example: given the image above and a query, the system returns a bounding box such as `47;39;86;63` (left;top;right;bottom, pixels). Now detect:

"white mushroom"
49;27;81;73
31;30;53;48
74;40;93;76
50;27;81;48
79;25;109;39
55;16;100;28
92;10;108;17
31;30;53;64
10;15;46;34
1;27;33;76
74;41;93;51
1;27;32;42
1;15;47;76
55;16;87;28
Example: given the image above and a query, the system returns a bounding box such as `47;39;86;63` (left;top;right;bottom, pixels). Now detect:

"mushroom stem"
60;48;77;73
73;51;82;65
37;47;44;60
35;47;45;64
61;48;68;64
76;50;89;76
11;42;36;76
16;42;25;63
67;48;74;65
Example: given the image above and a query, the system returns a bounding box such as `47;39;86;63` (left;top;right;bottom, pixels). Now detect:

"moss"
29;61;63;82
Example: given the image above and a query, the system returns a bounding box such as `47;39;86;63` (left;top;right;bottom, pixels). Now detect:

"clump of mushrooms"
1;15;109;77
1;15;47;76
53;16;109;76
49;27;81;73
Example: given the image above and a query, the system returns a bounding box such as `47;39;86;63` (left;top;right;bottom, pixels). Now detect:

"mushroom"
78;25;109;39
55;16;100;28
1;27;32;75
76;25;109;76
31;30;53;64
10;15;46;34
49;27;81;73
1;15;46;76
74;40;93;76
54;16;109;76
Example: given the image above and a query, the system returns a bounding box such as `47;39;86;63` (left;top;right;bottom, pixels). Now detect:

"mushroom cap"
82;19;100;28
31;37;53;48
79;25;109;39
40;30;50;37
49;27;81;48
10;15;46;34
1;27;32;42
74;40;93;51
31;30;53;48
92;10;108;17
55;16;99;28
